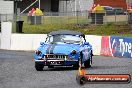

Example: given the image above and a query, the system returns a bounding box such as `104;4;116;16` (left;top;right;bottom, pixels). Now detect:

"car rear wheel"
35;62;44;71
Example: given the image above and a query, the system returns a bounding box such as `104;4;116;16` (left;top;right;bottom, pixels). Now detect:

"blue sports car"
34;30;93;71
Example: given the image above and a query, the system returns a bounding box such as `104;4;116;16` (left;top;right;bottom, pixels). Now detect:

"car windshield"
46;35;83;44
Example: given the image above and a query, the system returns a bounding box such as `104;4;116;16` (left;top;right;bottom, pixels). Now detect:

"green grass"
12;16;132;36
13;23;132;36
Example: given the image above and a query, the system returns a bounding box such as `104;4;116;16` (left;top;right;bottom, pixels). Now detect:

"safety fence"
0;11;130;33
0;10;130;24
20;11;129;25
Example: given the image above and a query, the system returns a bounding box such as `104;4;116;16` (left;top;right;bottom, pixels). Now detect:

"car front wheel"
73;52;82;70
35;62;44;71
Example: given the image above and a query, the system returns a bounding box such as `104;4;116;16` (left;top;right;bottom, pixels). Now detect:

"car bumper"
35;59;78;66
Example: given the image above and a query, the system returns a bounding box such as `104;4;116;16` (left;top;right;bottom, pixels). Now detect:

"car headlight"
35;50;42;55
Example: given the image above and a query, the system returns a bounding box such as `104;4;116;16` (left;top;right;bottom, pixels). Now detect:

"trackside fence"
19;11;129;25
0;10;129;25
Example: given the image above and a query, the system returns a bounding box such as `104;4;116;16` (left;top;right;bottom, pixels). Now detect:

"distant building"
1;0;130;13
16;0;94;13
94;0;127;10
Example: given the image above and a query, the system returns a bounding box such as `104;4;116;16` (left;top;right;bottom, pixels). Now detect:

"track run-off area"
0;50;132;88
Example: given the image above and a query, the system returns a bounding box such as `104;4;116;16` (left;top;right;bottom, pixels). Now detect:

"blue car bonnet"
41;44;80;55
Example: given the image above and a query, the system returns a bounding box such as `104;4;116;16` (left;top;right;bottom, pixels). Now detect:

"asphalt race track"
0;50;132;88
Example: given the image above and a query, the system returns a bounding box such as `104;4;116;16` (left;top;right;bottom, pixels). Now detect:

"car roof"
48;30;84;36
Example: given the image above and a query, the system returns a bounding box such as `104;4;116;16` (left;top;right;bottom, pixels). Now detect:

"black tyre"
73;62;79;70
84;59;91;68
73;52;83;70
84;53;92;68
35;62;44;71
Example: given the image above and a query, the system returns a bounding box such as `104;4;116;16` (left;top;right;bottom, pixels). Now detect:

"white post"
1;22;12;50
39;0;40;9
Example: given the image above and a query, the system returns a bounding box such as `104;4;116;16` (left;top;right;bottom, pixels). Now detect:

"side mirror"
84;42;89;45
40;42;45;45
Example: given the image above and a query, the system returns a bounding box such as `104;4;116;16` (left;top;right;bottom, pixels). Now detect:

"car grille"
44;54;68;59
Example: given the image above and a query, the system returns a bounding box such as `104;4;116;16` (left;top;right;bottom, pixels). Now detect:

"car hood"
41;44;81;55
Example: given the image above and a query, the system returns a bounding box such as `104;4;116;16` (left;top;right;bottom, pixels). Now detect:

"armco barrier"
100;36;132;58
